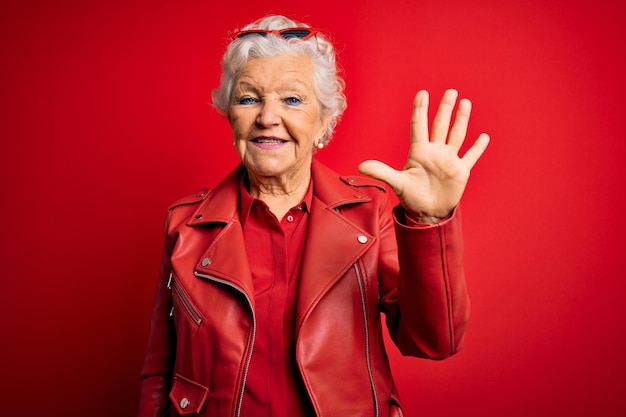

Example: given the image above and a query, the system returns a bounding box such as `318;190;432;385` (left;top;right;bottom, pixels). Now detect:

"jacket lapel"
295;161;375;331
188;165;255;301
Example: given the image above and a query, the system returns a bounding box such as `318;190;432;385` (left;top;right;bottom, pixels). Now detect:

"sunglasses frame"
230;27;320;41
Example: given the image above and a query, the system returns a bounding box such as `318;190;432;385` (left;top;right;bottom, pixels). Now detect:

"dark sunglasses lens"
280;29;312;39
236;31;267;39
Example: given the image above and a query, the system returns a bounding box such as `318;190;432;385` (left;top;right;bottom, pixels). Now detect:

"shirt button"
357;235;368;244
201;258;211;266
286;214;294;222
180;398;190;409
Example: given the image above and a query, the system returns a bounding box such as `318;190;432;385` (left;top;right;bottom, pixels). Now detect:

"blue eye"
284;96;302;106
238;96;258;105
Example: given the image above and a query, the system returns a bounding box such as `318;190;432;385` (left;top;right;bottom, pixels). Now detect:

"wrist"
405;210;445;225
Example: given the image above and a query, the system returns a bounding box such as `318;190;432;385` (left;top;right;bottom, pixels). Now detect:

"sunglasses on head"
231;27;319;41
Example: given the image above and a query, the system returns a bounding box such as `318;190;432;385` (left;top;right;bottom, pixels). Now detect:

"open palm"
358;89;490;221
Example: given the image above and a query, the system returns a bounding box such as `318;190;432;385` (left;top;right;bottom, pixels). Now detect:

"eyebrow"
234;82;312;99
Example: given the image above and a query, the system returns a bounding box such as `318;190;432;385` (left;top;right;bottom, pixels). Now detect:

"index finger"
410;90;430;144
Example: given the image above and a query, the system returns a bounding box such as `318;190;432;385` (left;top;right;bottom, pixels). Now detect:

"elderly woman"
139;14;489;417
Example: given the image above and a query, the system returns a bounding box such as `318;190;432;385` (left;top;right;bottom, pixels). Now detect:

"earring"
317;142;324;149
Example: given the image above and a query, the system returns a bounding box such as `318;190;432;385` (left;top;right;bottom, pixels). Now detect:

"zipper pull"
169;306;175;318
167;272;173;289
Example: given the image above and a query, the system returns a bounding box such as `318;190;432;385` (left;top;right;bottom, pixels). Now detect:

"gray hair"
211;15;347;145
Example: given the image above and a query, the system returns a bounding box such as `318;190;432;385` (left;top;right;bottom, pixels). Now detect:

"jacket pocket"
169;374;209;415
388;392;404;417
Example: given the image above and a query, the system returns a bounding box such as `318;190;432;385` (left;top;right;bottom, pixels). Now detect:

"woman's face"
228;54;330;185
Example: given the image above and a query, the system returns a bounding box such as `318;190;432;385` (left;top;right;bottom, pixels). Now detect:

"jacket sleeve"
138;212;177;417
379;204;470;360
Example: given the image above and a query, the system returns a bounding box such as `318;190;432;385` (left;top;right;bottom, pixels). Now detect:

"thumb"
358;160;401;192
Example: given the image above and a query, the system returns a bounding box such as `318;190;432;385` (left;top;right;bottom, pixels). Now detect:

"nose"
256;100;281;127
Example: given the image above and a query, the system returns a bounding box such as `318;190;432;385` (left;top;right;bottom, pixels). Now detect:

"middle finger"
431;89;459;143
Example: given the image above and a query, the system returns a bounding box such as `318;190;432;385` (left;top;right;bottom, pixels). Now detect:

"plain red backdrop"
1;0;625;416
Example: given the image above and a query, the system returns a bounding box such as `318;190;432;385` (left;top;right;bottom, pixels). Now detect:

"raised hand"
358;89;489;223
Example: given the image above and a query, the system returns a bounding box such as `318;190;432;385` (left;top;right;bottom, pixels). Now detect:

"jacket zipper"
194;271;256;417
167;272;202;325
174;283;203;325
354;262;379;417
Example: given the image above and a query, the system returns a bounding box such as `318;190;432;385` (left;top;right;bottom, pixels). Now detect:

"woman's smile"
251;135;288;150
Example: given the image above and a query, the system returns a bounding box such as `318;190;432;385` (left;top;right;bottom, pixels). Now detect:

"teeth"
257;138;283;144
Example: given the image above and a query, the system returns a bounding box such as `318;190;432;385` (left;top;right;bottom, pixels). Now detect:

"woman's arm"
391;206;469;359
364;88;486;358
138;216;177;417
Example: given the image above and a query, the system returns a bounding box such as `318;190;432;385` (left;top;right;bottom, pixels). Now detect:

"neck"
247;170;311;220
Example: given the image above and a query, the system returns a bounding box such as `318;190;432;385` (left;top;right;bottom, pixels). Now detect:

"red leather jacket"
139;160;470;417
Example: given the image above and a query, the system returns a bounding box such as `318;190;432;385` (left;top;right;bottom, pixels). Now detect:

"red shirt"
238;176;315;417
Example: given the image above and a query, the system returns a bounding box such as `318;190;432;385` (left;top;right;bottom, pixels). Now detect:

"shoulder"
339;175;387;193
312;159;387;193
339;174;388;203
167;188;211;211
312;160;389;206
162;188;213;236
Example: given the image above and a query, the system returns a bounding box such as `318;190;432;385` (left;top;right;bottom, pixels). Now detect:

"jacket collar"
187;159;372;226
187;165;245;227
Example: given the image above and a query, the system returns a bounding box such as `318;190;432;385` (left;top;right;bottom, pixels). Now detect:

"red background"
2;0;625;416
